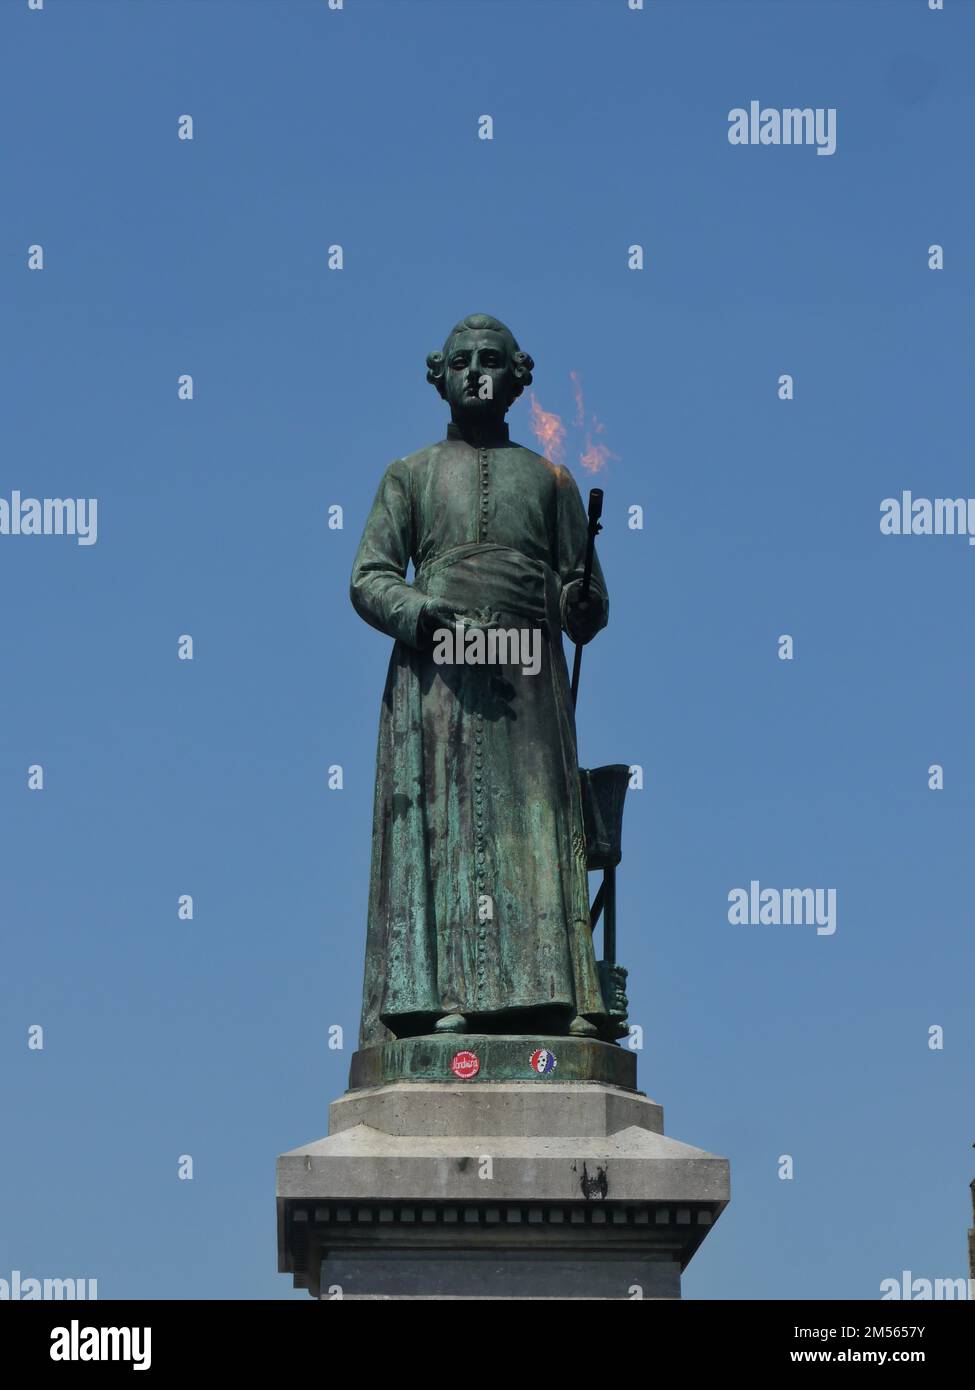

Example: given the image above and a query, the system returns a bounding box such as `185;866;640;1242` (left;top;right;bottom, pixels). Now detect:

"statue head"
426;314;534;429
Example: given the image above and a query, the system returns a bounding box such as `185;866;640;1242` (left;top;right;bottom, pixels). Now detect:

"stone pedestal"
277;1037;729;1300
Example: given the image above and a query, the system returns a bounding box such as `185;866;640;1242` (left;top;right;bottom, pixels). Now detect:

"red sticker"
450;1050;480;1079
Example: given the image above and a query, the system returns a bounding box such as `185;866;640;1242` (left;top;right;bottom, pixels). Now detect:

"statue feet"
568;1015;598;1037
434;1012;468;1034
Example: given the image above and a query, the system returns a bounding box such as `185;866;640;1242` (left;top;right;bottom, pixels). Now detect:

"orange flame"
579;437;616;475
528;394;566;466
569;371;618;475
528;375;618;475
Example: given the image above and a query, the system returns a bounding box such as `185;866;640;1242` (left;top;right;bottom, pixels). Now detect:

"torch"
570;487;604;708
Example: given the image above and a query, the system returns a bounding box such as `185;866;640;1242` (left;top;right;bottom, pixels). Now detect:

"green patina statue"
351;314;617;1047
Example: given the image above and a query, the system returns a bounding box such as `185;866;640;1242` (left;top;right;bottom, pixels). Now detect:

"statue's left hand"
566;593;603;645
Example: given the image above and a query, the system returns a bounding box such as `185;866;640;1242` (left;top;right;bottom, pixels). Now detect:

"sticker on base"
529;1048;557;1075
451;1050;480;1079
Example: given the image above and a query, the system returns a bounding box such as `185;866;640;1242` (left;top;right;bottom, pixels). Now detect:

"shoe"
568;1015;598;1037
434;1013;468;1033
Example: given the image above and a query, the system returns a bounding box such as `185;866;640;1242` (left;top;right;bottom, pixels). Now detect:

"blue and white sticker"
529;1048;557;1075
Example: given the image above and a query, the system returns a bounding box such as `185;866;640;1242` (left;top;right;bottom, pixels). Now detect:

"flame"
528;375;618;475
579;437;615;474
528;394;566;466
568;371;618;475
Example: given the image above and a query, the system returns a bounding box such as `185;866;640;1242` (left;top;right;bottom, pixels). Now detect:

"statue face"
443;329;514;418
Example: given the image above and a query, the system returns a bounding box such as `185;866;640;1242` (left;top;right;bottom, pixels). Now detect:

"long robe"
350;421;609;1046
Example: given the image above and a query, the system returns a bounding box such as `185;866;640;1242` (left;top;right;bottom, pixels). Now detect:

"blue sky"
1;0;972;1300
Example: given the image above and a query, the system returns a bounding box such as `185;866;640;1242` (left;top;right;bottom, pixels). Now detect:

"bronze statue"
351;314;615;1045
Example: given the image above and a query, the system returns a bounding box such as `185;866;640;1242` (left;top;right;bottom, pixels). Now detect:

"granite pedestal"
276;1036;729;1300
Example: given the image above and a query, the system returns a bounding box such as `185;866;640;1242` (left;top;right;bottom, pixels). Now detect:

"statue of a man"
350;314;610;1045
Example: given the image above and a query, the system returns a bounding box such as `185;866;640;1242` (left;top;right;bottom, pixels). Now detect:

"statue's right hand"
418;597;461;645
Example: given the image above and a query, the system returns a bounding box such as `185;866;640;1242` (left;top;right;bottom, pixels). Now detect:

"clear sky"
1;0;972;1301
